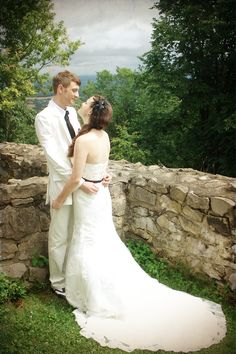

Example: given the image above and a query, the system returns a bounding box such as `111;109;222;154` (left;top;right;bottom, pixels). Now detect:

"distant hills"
80;75;96;87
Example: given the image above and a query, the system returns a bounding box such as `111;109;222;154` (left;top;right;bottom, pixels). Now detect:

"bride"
52;95;226;352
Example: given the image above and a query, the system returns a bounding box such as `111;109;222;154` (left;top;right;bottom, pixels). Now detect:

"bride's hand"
52;198;63;209
102;174;112;187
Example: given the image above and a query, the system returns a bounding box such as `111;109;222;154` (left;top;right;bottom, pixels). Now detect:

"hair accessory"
93;99;107;111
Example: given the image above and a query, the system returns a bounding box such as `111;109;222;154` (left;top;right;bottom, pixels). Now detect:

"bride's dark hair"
68;95;112;157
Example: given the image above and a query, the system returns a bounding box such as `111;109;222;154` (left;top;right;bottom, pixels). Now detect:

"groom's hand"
80;181;99;194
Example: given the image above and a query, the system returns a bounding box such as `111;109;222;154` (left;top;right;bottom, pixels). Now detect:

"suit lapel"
47;100;77;142
49;107;72;143
61;114;72;142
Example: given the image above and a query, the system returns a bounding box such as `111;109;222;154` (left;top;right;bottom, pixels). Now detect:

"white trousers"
49;204;73;290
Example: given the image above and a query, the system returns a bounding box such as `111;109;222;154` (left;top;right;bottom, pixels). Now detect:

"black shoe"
53;287;66;297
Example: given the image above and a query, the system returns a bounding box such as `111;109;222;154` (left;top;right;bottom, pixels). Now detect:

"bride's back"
80;129;110;164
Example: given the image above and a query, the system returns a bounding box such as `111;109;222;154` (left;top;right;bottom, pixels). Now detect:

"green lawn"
0;240;235;354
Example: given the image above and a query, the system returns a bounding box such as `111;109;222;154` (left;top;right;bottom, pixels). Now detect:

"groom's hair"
52;70;81;93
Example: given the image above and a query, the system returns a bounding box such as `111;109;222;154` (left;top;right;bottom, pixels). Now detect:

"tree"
0;0;81;142
142;0;236;176
81;68;151;163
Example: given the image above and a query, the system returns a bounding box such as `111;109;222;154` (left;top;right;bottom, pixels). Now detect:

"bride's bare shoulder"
76;133;90;143
76;130;109;145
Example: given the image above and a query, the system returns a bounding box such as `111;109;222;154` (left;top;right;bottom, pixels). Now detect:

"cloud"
50;0;156;75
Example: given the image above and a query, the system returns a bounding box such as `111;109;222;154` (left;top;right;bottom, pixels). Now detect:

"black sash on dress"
83;177;103;183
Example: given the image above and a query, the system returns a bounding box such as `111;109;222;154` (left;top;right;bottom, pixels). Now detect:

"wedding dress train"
65;163;226;352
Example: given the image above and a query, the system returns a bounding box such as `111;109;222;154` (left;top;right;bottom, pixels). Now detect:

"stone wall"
0;176;49;281
0;143;236;289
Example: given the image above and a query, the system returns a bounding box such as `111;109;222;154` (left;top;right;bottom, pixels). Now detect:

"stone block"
170;185;188;202
0;142;47;183
169;233;182;242
130;216;157;237
113;216;124;230
156;195;181;214
112;195;126;216
0;262;27;278
39;213;50;231
0;240;18;260
0;177;47;204
132;207;149;217
179;216;201;236
146;217;158;234
232;245;236;254
211;197;235;216
18;232;48;260
228;273;236;290
130;175;147;187
201;263;221;280
157;215;176;233
110;182;125;197
29;267;48;282
11;198;34;206
182;206;203;223
186;192;209;212
207;216;231;236
3;205;40;240
129;186;156;206
147;178;168;194
132;216;148;231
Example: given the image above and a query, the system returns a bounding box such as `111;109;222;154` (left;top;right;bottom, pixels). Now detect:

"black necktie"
64;110;76;139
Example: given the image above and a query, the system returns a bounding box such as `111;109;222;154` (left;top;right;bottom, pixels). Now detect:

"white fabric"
49;205;74;289
35;99;80;289
65;163;227;353
35;99;80;205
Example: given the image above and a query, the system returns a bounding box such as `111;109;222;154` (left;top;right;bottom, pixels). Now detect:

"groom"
35;70;110;296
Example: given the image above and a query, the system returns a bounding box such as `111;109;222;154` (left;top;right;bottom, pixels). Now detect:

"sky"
50;0;157;76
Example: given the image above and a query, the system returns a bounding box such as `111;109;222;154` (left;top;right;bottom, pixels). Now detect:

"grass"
0;239;235;354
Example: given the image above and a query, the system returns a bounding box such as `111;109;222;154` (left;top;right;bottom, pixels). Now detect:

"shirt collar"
49;98;67;116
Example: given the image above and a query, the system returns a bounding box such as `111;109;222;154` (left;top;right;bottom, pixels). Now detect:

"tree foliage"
1;0;235;177
0;0;81;142
81;1;236;176
81;68;150;163
141;0;236;176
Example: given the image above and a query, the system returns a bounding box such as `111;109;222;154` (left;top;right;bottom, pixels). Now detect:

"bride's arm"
102;134;112;187
52;137;87;209
70;156;99;193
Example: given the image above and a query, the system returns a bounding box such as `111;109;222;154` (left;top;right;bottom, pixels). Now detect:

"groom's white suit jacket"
35;99;80;205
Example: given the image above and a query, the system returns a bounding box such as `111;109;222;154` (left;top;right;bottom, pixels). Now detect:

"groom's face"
61;81;80;106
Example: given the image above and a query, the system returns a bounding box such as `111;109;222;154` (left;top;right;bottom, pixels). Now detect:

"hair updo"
68;95;112;157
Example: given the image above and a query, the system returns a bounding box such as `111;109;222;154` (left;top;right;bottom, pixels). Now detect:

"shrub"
31;255;49;268
0;273;27;304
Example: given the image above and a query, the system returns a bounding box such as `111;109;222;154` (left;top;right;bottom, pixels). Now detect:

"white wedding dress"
65;162;226;352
